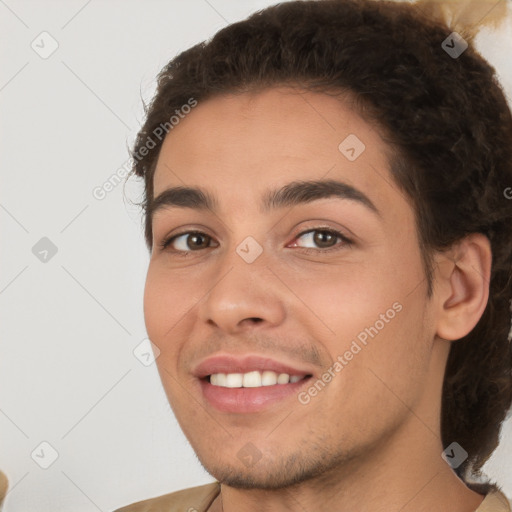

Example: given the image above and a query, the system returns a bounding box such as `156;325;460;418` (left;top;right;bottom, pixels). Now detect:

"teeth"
277;373;290;384
209;371;306;388
225;373;243;388
261;371;277;386
243;371;261;387
210;373;225;386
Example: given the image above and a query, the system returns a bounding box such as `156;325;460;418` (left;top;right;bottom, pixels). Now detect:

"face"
144;87;439;489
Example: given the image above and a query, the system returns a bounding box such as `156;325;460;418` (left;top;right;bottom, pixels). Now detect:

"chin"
197;450;345;490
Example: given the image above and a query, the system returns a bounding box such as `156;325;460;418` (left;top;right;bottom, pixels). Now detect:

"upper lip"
193;354;315;379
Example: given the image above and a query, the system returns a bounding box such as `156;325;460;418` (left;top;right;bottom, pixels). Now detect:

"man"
115;0;512;510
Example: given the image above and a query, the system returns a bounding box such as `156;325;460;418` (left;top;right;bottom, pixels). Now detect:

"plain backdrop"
1;1;511;510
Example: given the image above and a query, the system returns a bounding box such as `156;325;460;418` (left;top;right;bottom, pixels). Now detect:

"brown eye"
160;231;214;252
186;233;211;250
291;228;351;252
312;230;338;248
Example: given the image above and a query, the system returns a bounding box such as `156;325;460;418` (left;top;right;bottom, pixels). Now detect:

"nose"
197;252;286;335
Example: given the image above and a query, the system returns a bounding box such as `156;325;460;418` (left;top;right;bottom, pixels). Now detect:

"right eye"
159;230;216;255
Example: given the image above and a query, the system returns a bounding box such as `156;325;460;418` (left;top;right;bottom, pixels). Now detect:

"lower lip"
199;377;311;413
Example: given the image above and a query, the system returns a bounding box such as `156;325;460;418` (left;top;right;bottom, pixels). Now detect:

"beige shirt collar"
114;482;512;512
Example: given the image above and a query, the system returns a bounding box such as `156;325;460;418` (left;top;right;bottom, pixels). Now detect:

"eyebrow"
148;179;380;223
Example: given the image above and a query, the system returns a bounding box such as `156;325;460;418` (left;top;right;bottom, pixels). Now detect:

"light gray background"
1;1;511;510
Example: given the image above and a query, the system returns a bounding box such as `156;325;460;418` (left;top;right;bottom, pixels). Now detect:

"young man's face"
144;87;444;488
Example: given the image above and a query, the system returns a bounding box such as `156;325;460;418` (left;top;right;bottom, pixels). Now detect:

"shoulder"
113;482;221;512
476;490;512;512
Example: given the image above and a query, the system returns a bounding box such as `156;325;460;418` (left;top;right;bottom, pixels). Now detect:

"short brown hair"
129;0;512;486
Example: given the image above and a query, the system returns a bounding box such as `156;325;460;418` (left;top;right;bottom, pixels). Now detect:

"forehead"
152;87;403;217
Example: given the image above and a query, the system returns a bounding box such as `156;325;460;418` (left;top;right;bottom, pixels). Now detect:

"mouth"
193;354;315;413
207;370;309;388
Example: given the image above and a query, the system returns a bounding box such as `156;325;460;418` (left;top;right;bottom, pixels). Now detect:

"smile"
209;370;306;388
194;354;315;413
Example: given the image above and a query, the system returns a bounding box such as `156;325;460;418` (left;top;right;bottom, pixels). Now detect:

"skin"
144;87;491;512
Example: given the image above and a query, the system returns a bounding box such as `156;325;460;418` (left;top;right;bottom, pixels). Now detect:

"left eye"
290;229;352;252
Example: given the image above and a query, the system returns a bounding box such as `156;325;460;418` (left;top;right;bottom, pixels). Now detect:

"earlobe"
435;233;491;341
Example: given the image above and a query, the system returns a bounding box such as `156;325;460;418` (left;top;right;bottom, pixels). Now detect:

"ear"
435;233;491;341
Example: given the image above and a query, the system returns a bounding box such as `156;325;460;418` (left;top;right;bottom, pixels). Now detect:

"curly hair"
128;0;512;487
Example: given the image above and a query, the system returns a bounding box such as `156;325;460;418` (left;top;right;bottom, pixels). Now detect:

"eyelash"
158;228;353;256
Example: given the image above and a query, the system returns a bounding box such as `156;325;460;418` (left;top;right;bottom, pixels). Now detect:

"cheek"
143;265;190;346
287;247;429;376
337;286;432;413
143;262;211;376
143;267;166;340
283;261;397;340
